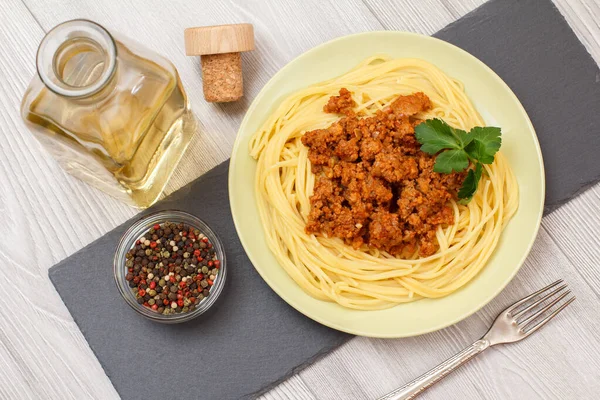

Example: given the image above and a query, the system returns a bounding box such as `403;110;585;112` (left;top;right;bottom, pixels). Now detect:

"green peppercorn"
148;299;155;306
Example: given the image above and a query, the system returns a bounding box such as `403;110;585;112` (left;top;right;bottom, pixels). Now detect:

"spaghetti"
249;56;518;310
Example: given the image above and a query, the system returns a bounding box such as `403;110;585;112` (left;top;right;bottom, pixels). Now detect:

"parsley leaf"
414;118;471;154
414;118;502;202
433;149;469;173
458;163;483;202
464;126;501;164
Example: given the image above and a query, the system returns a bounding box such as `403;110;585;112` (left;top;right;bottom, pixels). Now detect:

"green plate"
229;32;544;338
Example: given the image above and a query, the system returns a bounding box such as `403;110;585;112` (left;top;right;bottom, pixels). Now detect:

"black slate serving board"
49;0;600;399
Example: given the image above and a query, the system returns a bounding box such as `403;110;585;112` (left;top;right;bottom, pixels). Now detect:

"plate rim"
229;30;545;338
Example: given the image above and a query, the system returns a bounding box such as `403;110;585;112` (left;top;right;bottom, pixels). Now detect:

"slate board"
49;0;600;399
435;0;600;213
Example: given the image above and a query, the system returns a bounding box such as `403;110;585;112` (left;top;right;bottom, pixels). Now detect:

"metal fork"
378;280;575;400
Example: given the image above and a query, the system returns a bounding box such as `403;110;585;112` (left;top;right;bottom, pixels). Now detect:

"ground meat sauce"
301;89;465;257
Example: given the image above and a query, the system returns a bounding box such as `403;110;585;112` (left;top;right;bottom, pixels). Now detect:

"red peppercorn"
214;260;220;267
143;302;149;307
193;249;201;256
172;253;177;259
177;299;184;307
202;237;209;243
150;241;157;249
153;256;158;261
208;261;213;267
138;289;146;297
153;224;160;230
189;297;196;303
163;299;169;305
197;274;204;280
189;235;196;240
151;304;158;311
208;243;212;248
197;257;203;262
170;276;176;283
179;281;186;288
177;293;183;300
207;279;213;286
149;281;156;289
182;232;187;237
133;276;140;284
136;240;141;245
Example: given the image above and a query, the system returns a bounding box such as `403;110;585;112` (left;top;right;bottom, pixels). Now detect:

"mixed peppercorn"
125;221;220;315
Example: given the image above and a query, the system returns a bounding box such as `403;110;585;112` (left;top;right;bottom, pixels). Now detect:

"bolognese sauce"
301;89;465;257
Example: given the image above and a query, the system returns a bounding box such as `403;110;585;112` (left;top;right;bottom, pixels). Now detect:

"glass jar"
114;210;227;323
21;20;197;208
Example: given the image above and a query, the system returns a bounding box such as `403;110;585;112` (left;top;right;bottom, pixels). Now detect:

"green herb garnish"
414;118;502;202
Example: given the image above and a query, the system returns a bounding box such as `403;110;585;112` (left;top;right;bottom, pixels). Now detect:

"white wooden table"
1;0;599;399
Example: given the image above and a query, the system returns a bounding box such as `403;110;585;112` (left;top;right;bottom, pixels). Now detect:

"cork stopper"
184;24;255;103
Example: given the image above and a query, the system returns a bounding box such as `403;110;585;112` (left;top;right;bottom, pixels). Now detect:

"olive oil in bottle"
21;20;196;208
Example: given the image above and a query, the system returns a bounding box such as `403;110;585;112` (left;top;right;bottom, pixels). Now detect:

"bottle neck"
36;19;117;98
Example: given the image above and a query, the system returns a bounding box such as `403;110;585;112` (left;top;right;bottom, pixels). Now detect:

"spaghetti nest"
249;56;518;310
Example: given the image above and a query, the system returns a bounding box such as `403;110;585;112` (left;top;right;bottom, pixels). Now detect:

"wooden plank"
0;2;122;398
543;185;600;299
364;0;465;35
260;376;317;400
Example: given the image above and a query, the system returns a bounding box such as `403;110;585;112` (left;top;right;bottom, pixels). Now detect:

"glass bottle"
21;19;196;208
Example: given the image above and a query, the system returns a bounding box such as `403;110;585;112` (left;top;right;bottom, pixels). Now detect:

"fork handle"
378;339;491;400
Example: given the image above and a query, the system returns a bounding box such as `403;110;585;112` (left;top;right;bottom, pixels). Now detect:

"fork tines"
507;280;575;335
